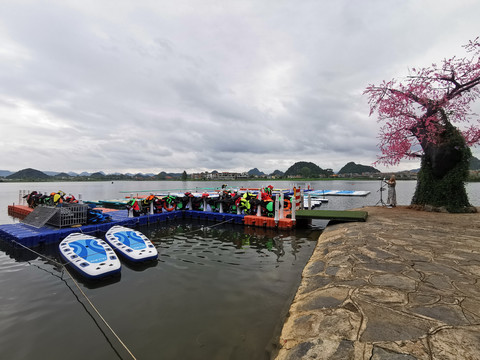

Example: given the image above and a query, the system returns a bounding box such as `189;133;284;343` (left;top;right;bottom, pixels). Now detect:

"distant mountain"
338;162;380;175
79;172;91;176
53;172;74;179
43;171;60;176
0;170;13;177
7;168;50;180
90;172;105;178
470;156;480;170
270;169;284;177
284;161;332;178
67;172;79;177
248;168;265;176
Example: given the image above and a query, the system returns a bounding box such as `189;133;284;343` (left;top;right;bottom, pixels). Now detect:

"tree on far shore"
364;37;480;212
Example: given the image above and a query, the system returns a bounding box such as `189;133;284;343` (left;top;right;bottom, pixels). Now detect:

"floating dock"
0;209;245;247
291;209;368;223
7;205;32;220
3;187;370;248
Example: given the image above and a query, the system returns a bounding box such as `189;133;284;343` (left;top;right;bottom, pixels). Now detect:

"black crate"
47;203;88;228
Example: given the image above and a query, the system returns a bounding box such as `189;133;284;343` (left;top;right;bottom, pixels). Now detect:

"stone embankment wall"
274;206;480;360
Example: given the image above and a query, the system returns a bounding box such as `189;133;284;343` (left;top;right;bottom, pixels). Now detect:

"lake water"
0;180;479;359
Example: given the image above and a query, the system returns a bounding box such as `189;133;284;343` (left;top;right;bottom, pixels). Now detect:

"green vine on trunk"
412;121;473;213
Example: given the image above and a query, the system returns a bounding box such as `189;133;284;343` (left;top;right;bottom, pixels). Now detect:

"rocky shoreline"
273;206;480;359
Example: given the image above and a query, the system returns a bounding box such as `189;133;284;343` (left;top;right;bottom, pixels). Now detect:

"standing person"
385;175;397;207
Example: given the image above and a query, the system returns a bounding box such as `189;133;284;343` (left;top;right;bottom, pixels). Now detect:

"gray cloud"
0;0;479;174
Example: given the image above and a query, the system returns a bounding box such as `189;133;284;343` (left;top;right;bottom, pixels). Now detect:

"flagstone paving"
273;206;480;360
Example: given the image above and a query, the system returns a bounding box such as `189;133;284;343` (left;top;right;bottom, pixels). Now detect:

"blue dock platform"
0;210;245;248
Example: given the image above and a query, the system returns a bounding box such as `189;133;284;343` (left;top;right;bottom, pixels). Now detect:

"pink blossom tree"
364;37;480;212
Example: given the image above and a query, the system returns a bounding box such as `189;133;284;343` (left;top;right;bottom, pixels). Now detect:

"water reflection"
143;219;315;268
0;219;320;360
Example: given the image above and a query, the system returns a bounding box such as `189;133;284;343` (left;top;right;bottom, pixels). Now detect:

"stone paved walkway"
273;206;480;360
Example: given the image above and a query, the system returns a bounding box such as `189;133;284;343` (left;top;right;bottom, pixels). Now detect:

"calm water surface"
0;181;322;360
1;180;479;359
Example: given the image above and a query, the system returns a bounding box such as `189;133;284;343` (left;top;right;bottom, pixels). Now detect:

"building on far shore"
191;171;249;180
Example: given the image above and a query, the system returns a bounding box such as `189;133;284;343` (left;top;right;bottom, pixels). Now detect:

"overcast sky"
1;0;479;174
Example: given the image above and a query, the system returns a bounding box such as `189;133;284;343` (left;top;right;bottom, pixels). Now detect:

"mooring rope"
9;239;137;360
27;262;124;359
63;266;137;360
8;216;235;358
176;217;234;236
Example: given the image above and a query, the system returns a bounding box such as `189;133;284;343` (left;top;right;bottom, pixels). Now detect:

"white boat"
105;225;158;262
302;198;325;209
59;233;121;279
307;190;370;196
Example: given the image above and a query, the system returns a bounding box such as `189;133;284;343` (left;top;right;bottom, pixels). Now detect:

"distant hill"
90;172;106;178
248;168;265;176
43;171;60;176
0;170;13;177
470;156;480;170
7;168;50;180
53;172;73;179
338;162;380;175
270;169;284;177
284;161;332;178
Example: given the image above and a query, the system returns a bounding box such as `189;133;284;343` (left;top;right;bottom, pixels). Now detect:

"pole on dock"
274;194;279;224
256;189;262;217
308;194;312;210
78;194;83;204
300;189;305;210
150;194;154;215
279;192;284;219
203;198;207;212
291;188;297;223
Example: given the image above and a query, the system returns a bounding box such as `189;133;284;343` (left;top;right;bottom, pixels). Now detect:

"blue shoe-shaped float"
59;233;121;279
105;225;158;262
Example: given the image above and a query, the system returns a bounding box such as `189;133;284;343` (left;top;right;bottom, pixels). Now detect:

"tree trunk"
411;124;473;212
